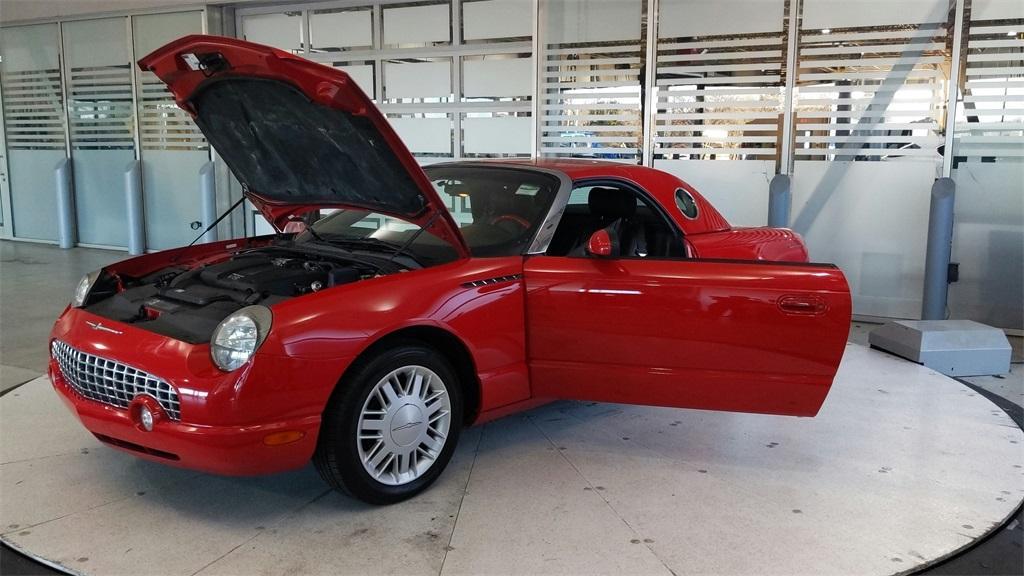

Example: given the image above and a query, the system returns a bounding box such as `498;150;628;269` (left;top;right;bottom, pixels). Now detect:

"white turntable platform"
2;344;1021;575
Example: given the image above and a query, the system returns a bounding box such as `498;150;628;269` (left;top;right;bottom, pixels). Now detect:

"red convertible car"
49;36;851;504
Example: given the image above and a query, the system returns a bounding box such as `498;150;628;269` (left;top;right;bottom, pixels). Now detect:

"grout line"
437;423;484;576
525;414;678;576
191;488;333;576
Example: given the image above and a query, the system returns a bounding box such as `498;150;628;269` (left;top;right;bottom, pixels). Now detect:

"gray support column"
55;158;76;249
921;177;956;320
125;160;145;255
199;161;218;244
767;173;792;228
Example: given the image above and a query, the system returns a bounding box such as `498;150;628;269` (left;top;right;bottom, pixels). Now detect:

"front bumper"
49;308;347;476
50;361;319;475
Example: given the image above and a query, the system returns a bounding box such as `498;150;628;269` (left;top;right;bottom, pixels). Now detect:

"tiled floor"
0;242;121;392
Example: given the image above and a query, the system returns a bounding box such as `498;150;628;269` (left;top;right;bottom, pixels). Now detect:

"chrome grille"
51;340;181;420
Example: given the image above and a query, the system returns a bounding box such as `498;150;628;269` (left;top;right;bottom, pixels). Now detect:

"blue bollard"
55;158;76;249
125;160;145;255
921;178;956;320
767;173;791;228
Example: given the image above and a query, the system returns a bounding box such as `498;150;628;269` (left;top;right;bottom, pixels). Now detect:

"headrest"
588;187;636;218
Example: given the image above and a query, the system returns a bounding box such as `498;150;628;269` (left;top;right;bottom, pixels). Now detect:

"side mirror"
586;227;618;258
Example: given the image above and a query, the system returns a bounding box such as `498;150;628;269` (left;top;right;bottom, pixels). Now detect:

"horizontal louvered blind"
795;25;947;161
540;41;643;160
67;64;134;150
654;33;784;160
137;71;207;151
2;68;66;150
955;21;1024;159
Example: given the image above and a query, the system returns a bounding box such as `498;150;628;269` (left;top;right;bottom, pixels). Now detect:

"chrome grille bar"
51;340;181;420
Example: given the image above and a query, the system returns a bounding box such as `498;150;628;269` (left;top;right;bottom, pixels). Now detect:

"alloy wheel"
356;364;452;486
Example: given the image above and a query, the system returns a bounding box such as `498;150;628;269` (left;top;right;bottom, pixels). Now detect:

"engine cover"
199;255;328;296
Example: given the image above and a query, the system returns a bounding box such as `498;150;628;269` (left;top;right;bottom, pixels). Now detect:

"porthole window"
674;188;699;220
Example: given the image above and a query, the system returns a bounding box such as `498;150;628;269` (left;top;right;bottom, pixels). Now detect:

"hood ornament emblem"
85;320;123;335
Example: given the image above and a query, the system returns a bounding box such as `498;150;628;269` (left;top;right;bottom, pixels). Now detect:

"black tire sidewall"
318;343;463;504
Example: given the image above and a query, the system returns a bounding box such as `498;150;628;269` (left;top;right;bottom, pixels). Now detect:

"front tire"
314;343;463;504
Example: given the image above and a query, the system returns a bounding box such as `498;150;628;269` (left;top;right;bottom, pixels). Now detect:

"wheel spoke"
361;418;386;431
367;443;391;470
381;379;400;406
429;409;449;424
410;370;424;399
422;434;444;454
426;396;446;416
363;439;384;463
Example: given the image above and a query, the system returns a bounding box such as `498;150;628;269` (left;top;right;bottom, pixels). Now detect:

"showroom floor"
1;241;1022;576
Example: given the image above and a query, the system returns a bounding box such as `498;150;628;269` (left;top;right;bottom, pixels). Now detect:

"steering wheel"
489;214;531;230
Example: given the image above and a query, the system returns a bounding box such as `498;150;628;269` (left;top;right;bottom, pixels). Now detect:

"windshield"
293;166;561;262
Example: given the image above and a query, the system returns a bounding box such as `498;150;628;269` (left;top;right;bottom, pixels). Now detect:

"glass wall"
133;11;209;250
1;0;1020;328
949;0;1024;330
790;0;950;319
0;23;65;241
539;0;644;162
0;11;207;248
652;0;787;226
63;17;136;247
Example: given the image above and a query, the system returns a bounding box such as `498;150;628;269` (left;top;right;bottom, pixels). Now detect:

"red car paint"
49;36;852;477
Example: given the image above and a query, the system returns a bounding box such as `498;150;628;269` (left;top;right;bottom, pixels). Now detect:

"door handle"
778;295;828;316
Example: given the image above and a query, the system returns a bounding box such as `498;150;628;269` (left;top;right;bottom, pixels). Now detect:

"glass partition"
63;17;135;248
948;3;1024;330
0;23;65;241
652;0;787;226
790;0;950;319
539;0;644;162
133;11;208;250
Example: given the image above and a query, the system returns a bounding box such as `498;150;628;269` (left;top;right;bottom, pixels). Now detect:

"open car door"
523;256;851;416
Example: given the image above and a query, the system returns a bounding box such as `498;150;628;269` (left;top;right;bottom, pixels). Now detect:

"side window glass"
547;184;685;259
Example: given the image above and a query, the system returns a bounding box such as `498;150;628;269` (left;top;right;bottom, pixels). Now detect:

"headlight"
210;305;273;372
71;271;100;307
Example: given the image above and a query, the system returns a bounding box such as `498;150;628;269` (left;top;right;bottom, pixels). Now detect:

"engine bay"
84;245;395;344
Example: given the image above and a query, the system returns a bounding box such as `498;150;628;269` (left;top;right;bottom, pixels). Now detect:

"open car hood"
139;35;468;257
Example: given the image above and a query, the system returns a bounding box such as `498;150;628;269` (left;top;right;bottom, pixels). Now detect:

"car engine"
83;247;386;343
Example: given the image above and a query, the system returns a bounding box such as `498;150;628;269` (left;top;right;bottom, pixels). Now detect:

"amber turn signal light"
262;430;305;446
